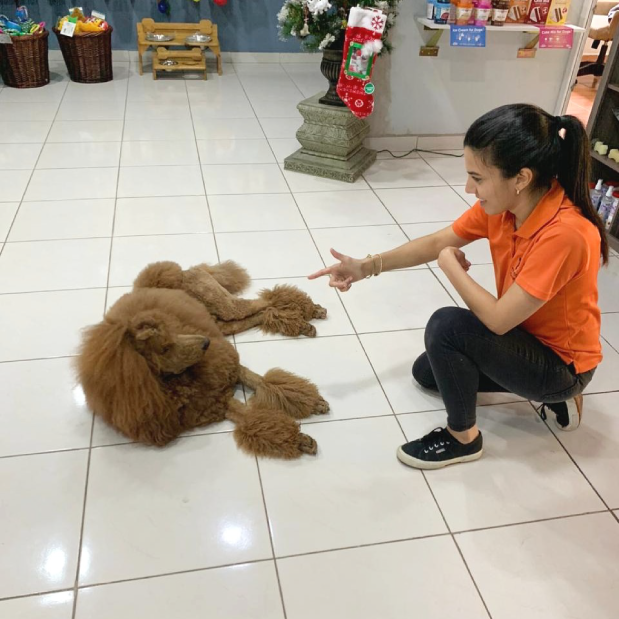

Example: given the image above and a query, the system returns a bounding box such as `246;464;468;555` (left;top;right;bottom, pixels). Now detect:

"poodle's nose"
202;338;210;351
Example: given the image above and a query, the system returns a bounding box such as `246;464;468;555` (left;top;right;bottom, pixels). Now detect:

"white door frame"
556;0;599;114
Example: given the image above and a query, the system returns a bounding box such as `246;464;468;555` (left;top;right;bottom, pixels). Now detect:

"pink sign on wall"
538;26;573;49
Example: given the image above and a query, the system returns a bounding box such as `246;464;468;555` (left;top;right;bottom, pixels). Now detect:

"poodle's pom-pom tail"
251;368;330;420
206;260;250;295
134;261;184;290
233;406;317;459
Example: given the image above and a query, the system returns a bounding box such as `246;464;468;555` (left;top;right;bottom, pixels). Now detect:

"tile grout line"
525;399;616;514
233;68;293;619
364;176;463;308
187;80;222;261
71;69;130;619
1;506;614;603
255;458;289;619
0;397;540;461
391;413;494;619
0;80;69;258
281;157;494;619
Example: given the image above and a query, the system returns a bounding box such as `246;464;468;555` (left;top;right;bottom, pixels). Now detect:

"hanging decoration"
157;0;170;15
213;0;228;5
336;7;385;118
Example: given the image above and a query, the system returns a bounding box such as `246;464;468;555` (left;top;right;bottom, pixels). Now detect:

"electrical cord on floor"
376;148;464;159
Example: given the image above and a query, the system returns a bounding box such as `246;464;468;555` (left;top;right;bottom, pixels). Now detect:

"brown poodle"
77;261;330;459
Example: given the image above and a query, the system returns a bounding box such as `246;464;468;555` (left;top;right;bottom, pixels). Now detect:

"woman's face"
464;147;518;216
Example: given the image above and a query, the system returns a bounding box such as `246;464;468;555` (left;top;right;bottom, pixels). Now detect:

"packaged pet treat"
474;0;492;25
456;0;474;25
491;0;509;25
546;0;570;25
526;0;551;24
506;0;529;23
434;0;451;23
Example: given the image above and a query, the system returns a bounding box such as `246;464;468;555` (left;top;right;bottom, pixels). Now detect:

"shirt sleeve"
515;228;587;302
452;202;489;241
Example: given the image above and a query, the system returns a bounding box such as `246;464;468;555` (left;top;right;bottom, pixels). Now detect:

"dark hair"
464;103;609;265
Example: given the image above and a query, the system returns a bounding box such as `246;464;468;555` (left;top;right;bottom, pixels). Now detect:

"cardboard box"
526;0;550;23
506;0;529;23
546;0;570;25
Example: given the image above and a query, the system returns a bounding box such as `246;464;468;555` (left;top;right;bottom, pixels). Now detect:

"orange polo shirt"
452;182;602;374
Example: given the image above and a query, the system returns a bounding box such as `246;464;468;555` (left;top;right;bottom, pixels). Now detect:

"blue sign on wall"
450;26;486;47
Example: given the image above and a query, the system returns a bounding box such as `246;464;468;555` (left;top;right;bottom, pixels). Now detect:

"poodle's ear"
128;311;167;343
76;320;181;446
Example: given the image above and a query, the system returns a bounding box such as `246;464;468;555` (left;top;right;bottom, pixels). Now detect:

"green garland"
277;0;400;54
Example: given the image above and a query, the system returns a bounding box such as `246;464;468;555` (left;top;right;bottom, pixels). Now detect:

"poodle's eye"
162;345;171;354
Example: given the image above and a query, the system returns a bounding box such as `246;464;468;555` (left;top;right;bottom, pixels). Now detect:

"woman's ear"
516;167;535;192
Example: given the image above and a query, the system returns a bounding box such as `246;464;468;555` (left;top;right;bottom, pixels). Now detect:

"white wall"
369;0;587;136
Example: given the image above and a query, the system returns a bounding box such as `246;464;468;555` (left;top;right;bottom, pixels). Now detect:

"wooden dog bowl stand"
137;18;222;77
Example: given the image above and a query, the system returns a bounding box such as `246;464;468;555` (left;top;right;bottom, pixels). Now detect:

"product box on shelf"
526;0;551;24
506;0;529;23
546;0;571;25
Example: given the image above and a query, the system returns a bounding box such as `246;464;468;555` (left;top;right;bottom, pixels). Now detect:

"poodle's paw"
298;432;318;456
300;321;317;338
313;305;328;320
314;397;330;415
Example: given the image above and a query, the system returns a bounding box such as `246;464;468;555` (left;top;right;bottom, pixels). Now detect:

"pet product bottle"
426;0;435;20
456;0;474;24
590;178;604;210
474;0;492;24
434;0;451;23
598;186;615;221
491;0;509;25
605;193;619;230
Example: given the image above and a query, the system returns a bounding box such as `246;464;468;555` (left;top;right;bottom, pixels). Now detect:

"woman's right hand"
307;248;367;292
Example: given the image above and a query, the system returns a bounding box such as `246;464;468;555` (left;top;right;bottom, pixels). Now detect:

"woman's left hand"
438;246;471;272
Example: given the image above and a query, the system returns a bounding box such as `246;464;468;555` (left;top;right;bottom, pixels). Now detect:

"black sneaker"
397;427;483;470
540;394;583;432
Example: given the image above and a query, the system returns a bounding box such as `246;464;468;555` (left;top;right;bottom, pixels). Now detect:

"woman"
309;104;609;470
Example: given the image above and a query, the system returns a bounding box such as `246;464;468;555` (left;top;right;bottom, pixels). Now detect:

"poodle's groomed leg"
183;266;269;320
196;261;250;295
226;397;317;459
239;366;330;419
215;312;268;336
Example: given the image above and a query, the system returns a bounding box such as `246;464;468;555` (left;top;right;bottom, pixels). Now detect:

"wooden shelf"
417;17;585;32
591;150;619;175
608;83;619;93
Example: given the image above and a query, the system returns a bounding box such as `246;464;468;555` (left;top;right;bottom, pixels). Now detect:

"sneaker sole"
554;394;583;432
396;446;483;470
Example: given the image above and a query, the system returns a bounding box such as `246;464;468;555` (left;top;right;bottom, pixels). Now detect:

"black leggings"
413;307;595;432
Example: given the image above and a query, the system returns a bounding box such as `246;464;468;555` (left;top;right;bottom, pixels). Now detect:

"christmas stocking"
336;7;386;119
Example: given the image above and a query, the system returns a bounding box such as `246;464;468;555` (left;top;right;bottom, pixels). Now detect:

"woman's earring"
516;188;521;196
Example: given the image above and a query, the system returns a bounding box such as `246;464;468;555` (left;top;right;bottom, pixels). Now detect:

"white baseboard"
417;135;465;150
365;136;418;151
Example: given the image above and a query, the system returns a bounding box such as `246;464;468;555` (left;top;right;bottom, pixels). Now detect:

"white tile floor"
1;59;619;619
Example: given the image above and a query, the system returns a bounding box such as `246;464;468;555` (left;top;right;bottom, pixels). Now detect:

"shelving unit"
417;17;584;33
417;17;584;57
587;37;619;252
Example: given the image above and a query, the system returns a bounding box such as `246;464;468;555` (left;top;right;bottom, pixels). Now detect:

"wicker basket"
0;30;50;88
53;26;113;83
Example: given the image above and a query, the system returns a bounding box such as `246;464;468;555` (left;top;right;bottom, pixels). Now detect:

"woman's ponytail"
465;105;609;266
557;115;609;265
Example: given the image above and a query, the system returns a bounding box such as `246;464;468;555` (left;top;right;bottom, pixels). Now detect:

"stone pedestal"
284;93;376;183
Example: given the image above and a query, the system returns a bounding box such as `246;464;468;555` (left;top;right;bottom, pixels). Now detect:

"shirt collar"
512;181;567;239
